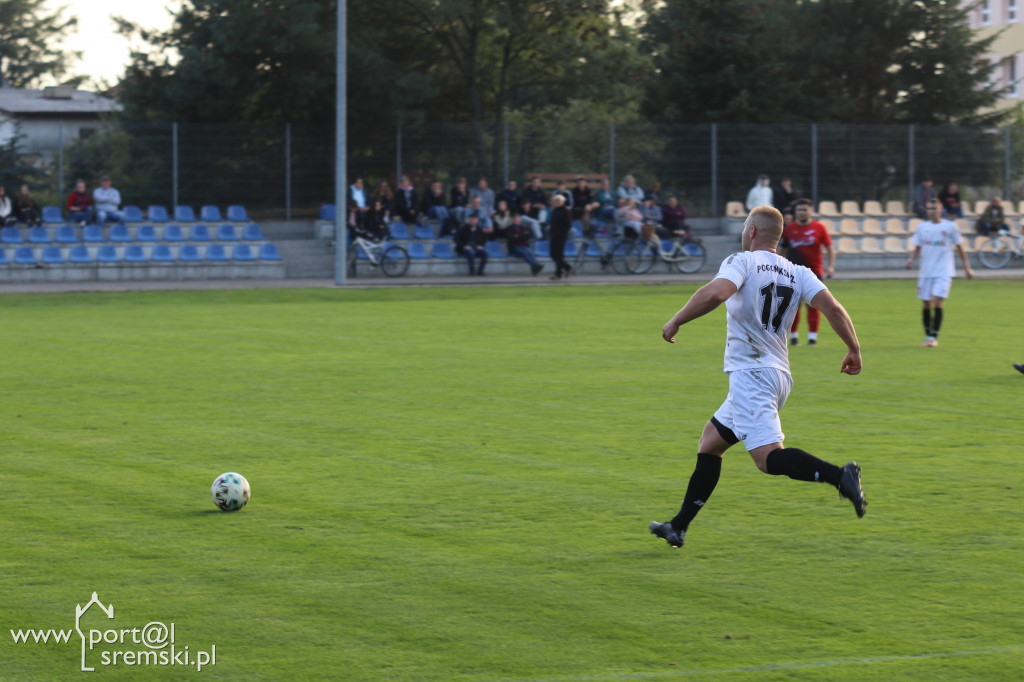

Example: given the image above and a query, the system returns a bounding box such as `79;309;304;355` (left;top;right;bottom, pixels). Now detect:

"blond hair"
746;205;783;244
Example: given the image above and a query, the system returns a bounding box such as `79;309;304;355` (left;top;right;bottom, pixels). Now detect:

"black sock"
922;308;932;336
932;308;943;338
765;447;842;487
670;453;722;532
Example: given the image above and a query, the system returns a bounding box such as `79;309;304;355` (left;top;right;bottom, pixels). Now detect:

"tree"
0;0;80;87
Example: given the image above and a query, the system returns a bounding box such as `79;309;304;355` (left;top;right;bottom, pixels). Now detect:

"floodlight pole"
334;0;348;285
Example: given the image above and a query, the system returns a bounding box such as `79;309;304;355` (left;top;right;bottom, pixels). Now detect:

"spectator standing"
503;213;544;276
618;174;645;203
745;174;773;210
912;178;934;219
471;177;496;217
66;179;92;225
571;177;600;234
904;198;974;347
454;214;490;276
393;176;419;224
975;196;1010;235
92;176;124;224
662;196;690;238
522;177;549;225
548;194;573;280
938;182;963;218
0;186;13;226
348;177;369;226
595;178;617;223
780;198;835;346
550;180;574;211
14;184;41;226
497;180;522;213
773;177;797;215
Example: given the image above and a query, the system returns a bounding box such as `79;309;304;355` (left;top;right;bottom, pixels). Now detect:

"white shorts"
713;368;793;451
917;276;952;301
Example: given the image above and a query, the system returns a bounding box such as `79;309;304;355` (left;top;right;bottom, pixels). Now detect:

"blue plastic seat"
83;224;104;243
68;245;93;263
55;225;77;243
231;244;255;261
42;206;63;224
415;224;437;240
1;226;22;243
258;243;282;261
13;246;36;265
485;241;507;259
151;244;174;263
189;224;212;241
147;205;169;222
0;248;7;265
163;224;185;241
124;245;147;263
407;242;428;259
564;240;579;258
242;223;265;241
28;226;50;244
216;223;239;241
226;205;248;222
388;223;409;239
123;206;143;223
585;241;603;258
41;246;64;264
200;205;222;222
430;241;455;259
174;206;196;222
319;204;336;221
204;244;228;261
108;224;131;242
136;224;158;242
533;240;550;258
178;244;201;262
97;245;120;263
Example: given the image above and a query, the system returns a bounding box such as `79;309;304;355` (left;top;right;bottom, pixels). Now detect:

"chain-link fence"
13;121;1024;219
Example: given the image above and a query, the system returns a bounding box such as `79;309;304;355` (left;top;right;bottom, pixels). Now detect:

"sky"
44;0;178;87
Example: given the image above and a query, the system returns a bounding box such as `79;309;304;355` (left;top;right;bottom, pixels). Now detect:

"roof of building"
0;86;121;116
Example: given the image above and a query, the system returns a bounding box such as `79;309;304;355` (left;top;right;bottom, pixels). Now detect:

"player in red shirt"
780;198;835;346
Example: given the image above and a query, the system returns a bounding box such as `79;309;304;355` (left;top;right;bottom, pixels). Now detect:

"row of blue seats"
38;204;250;224
1;223;265;244
0;243;282;266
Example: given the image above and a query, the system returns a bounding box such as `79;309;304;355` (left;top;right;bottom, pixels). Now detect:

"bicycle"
976;228;1024;269
572;236;642;275
621;235;707;274
347;235;410;277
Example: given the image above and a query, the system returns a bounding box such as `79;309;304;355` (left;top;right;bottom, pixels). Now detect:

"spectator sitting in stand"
471;177;496;218
448;177;469;229
571;177;600;235
502;213;544;276
67;179;92;226
465;195;493;229
0;186;14;226
646;180;664;205
615;197;644;239
774;177;797;215
92;176;124;224
421;181;450;224
975;196;1010;236
352;199;389;242
521;177;548;225
393;175;419;224
912;178;934;218
492;199;514;233
938;182;963;218
373;180;394;219
595;178;617;223
642;196;664;236
348;177;369;227
662;196;691;238
497;180;522;214
618;174;645;203
14;184;42;226
746;174;773;210
454;213;490;276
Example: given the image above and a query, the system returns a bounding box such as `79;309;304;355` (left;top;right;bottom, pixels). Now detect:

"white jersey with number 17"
714;250;828;373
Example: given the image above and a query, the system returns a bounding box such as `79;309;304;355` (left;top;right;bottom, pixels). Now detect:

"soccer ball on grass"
211;472;250;512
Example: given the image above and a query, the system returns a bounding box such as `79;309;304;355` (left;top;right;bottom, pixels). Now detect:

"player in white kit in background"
649;205;866;550
904;198;974;347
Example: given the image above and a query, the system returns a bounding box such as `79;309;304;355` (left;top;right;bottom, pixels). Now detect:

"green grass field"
2;279;1023;681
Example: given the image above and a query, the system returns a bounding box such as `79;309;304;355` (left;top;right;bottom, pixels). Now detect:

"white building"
0;85;121;154
964;0;1024;106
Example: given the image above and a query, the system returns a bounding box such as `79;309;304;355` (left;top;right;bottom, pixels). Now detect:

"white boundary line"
507;645;1024;681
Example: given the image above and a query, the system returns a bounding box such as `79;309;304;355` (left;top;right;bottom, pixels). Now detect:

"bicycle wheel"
669;240;707;274
628;240;656;274
978;236;1011;269
380;245;410;277
609;240;635;274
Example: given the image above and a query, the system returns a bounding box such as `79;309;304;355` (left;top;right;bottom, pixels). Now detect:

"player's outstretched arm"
810;289;862;375
662;278;738;343
905;245;920;269
956;244;974;279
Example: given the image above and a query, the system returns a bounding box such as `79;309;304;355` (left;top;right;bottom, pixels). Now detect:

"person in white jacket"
745;174;773;210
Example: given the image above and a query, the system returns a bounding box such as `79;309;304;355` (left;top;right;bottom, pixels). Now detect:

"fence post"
609;123;615;190
710;124;718;217
907;124;915;208
57;123;64;205
811;123;818;208
285;123;292;220
1005;125;1011;201
172;122;179;209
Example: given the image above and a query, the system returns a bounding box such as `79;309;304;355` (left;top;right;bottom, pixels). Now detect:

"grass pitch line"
510;644;1024;681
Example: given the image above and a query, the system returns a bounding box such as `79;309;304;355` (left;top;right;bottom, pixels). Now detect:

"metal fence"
12;121;1024;219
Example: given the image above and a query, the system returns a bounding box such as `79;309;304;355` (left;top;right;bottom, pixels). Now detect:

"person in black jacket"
454;214;491;276
502;213;543;276
393;175;418;224
548;194;573;280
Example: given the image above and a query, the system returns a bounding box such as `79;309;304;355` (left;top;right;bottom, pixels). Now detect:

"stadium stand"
840;201;862;217
69;245;92;264
109;224;132;242
83;224;104;242
41;246;64;264
430;241;454;259
123;206;144;223
227;205;248;222
2;226;23;243
14;246;36;264
205;244;228;262
485;241;506;259
97;245;120;263
163;224;185;241
242;223;265;241
42;206;63;224
836;237;858;254
885;201;909;216
885;219;909;235
816;201;840;217
147;206;169;222
862;219;885;236
534;240;550;258
863;201;885;216
883;237;907;253
232;244;256;261
388;223;410;240
136;224;158;242
55;225;77;243
859;237;882;253
406;242;428;259
178;244;201;262
190;224;212;241
28;226;50;243
151;245;175;263
174;206;196;222
125;245;148;263
216;224;239;241
413;224;435;240
200;206;222;222
258;243;283;261
839;219;861;236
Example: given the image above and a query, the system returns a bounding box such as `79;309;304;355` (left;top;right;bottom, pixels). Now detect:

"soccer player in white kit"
904;198;974;347
649;205;866;549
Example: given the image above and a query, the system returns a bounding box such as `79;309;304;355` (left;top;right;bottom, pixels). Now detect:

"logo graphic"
76;592;114;671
